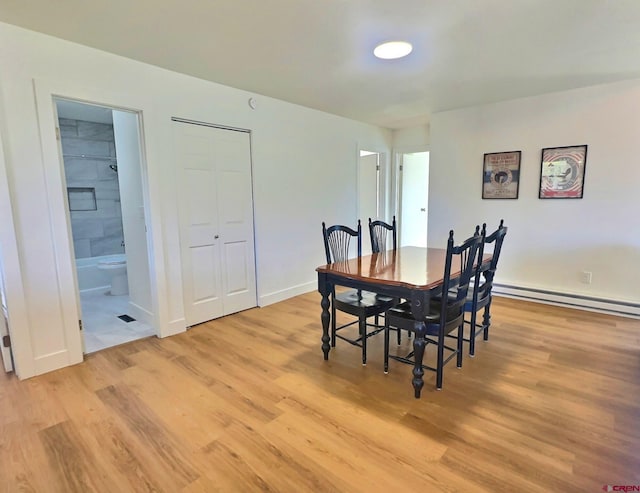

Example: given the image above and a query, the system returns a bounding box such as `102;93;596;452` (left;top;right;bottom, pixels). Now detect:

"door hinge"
376;164;380;171
2;335;9;348
78;320;83;331
55;127;61;141
399;164;403;171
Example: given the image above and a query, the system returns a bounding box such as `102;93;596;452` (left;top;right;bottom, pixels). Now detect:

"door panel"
185;168;214;225
224;242;249;294
399;152;429;247
214;129;257;315
190;245;220;301
219;171;246;225
174;121;256;326
189;225;217;248
175;124;223;325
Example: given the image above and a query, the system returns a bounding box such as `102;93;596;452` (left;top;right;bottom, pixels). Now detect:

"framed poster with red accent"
482;151;521;199
539;145;587;199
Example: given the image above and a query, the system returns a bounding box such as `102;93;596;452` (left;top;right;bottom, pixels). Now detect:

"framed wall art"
539;145;587;199
482;150;521;199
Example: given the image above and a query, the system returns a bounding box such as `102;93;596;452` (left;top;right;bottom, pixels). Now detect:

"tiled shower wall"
59;118;125;259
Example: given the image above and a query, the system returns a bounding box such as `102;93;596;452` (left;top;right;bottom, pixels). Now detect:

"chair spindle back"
368;216;397;254
322;220;362;264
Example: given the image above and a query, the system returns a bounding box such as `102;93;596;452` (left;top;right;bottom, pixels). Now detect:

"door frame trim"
356;144;389;224
31;77;165;374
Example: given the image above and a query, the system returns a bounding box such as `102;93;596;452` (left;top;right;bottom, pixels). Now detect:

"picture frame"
482;151;521;199
539;145;587;199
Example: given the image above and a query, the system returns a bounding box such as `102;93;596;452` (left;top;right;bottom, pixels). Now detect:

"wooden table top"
317;246;491;291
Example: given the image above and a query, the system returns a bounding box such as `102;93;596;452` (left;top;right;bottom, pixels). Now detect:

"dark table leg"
318;274;331;360
411;320;427;398
410;292;428;398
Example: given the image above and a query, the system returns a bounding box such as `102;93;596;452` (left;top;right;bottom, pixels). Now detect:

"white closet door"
214;127;257;315
174;121;256;327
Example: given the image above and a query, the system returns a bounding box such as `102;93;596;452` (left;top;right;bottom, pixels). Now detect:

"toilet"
97;254;128;295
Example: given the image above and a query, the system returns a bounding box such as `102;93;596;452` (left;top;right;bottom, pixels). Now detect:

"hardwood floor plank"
264;412;436;492
0;372;23;426
95;384;200;488
83;418;165;493
440;443;578;493
124;349;282;448
202;422;346;493
0;294;638;492
2;376;69;431
119;364;229;450
39;421;108;492
1;420;51;493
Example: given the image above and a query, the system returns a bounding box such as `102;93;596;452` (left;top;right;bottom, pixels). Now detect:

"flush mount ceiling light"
373;41;413;59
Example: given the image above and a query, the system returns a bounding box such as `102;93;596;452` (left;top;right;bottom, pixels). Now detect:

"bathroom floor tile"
80;290;155;354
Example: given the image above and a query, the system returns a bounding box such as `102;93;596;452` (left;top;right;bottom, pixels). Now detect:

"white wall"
0;22;391;377
392;125;429;150
429;79;640;306
112;111;153;325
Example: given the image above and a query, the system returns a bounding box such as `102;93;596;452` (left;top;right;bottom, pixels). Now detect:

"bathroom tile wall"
60;118;125;259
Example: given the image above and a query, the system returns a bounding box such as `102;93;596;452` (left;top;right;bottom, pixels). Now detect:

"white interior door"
399;152;429;247
358;153;379;217
174;121;256;326
358;151;380;255
215;127;257;315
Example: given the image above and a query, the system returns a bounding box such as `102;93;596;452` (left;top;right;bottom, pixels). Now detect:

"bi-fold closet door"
173;120;257;327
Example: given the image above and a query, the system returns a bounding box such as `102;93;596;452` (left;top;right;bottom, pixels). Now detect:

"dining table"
316;246;491;398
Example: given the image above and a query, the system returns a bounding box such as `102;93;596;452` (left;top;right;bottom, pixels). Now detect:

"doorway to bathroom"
55;98;156;353
358;149;388;256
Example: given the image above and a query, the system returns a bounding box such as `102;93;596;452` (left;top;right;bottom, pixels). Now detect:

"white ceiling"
3;0;640;129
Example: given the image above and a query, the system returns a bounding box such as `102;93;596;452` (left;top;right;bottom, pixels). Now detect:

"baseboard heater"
492;283;640;318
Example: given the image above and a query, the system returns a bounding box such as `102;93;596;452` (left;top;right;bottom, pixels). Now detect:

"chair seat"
334;289;396;316
387;300;462;335
442;288;489;310
463;289;491;311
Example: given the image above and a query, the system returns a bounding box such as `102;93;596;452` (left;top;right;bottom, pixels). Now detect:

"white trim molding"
259;281;316;307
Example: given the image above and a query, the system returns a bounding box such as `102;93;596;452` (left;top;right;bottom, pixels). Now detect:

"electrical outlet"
580;271;592;284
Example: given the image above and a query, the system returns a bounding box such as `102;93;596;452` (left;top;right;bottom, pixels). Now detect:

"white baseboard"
258;281;316;307
128;301;154;327
79;285;110;294
493;283;640;318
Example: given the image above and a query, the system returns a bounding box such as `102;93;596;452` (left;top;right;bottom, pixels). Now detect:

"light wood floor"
1;294;639;492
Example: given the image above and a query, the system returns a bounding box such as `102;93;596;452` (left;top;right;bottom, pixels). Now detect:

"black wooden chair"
368;216;397;253
322;220;396;365
383;229;481;389
369;216;409;345
462;219;508;356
